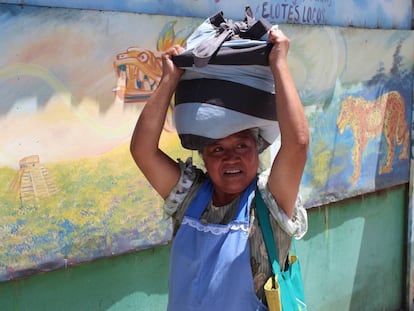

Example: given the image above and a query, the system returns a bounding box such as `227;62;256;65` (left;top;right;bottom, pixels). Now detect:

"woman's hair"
248;128;268;153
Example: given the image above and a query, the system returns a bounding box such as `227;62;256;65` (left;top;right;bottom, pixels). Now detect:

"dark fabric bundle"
173;8;273;67
172;7;279;151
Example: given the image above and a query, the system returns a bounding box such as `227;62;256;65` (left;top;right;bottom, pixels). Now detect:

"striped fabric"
172;9;279;151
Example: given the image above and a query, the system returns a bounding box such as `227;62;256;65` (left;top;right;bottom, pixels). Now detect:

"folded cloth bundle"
172;7;280;152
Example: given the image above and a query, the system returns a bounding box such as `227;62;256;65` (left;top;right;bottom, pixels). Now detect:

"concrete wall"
301;186;406;310
0;185;407;311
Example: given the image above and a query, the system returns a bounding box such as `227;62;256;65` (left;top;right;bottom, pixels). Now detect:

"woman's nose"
222;149;238;161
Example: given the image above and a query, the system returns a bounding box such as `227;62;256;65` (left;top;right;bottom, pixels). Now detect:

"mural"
1;0;413;29
113;21;194;103
0;5;197;281
283;26;413;207
337;91;409;184
0;3;413;282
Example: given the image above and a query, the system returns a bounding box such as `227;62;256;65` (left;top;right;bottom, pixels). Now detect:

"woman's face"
201;130;259;205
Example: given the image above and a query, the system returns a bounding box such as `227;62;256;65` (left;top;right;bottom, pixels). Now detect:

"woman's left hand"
268;27;290;66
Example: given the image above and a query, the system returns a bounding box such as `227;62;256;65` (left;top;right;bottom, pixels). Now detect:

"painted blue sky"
1;0;412;29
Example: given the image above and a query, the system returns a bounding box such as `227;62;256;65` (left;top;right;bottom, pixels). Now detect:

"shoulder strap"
255;188;281;274
184;178;214;219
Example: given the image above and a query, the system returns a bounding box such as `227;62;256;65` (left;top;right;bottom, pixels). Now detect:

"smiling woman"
200;130;259;206
130;9;309;311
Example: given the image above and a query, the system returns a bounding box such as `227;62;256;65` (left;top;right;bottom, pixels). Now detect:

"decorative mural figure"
10;155;58;208
337;91;409;184
298;32;412;208
113;21;194;131
113;48;162;103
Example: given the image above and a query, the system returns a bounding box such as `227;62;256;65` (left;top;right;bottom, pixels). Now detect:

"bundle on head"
172;7;279;153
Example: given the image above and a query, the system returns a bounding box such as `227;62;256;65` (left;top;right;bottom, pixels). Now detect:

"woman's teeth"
225;169;241;174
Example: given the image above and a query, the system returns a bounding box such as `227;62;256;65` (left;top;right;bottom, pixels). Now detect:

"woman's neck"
212;192;240;207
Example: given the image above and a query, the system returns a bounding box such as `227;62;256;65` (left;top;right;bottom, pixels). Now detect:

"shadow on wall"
0;245;171;311
299;185;407;311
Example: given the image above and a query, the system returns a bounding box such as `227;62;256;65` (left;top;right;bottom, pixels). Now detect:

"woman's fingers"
268;27;290;63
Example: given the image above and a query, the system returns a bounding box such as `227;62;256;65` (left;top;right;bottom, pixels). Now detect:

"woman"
130;27;309;310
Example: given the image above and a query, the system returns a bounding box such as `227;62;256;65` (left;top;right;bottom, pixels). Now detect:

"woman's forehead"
217;130;255;143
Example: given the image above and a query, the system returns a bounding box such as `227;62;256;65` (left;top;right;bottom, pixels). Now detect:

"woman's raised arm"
267;29;310;219
130;45;185;199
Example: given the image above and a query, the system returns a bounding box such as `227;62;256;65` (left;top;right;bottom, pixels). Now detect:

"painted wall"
1;0;412;29
0;185;407;310
1;3;412;282
0;0;412;309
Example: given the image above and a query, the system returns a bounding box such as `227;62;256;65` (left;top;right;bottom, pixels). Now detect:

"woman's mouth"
224;169;241;175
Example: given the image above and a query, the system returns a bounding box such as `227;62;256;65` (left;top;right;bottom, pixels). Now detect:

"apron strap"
184;178;214;218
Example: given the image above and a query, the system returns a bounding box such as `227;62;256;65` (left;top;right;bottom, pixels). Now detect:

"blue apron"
167;178;268;311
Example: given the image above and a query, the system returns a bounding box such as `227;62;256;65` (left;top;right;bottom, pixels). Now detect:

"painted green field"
0;133;189;281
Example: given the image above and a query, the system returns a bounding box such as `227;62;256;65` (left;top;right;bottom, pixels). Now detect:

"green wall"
0;247;170;311
0;185;407;311
299;185;407;311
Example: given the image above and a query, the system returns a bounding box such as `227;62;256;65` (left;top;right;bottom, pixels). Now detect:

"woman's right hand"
161;45;185;85
130;45;184;199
